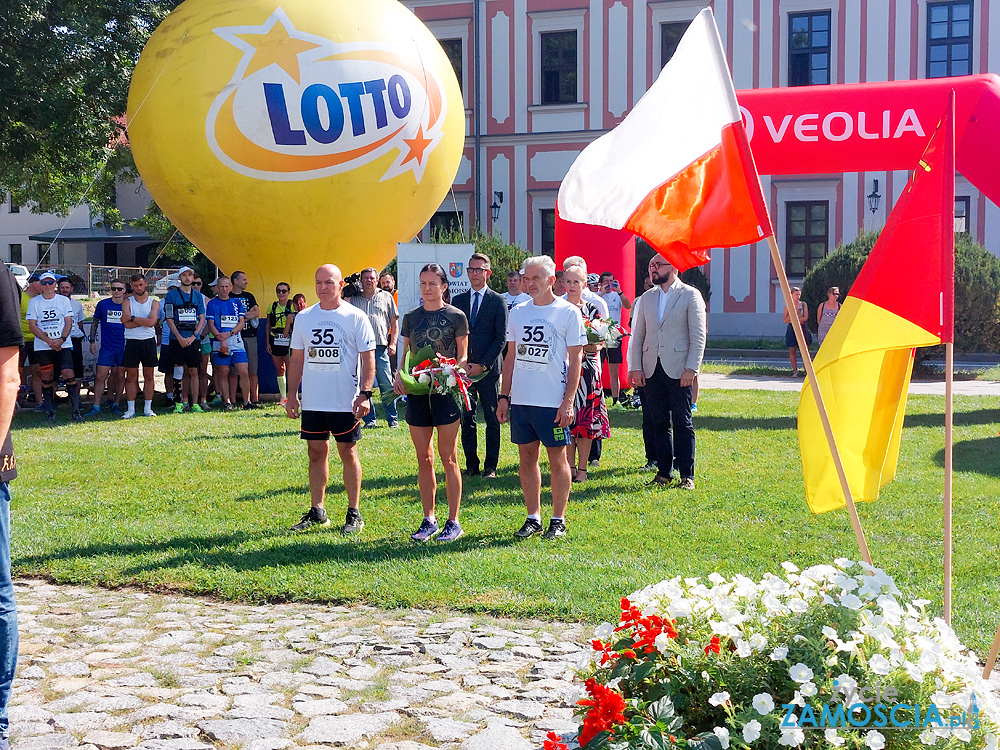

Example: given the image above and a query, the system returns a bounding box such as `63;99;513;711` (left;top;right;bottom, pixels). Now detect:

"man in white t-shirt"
496;256;585;540
26;272;79;421
501;270;530;311
286;264;376;535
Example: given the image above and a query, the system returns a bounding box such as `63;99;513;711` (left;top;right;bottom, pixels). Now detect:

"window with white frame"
785;201;829;276
540;31;577;104
788;11;831;86
927;1;972;78
955;196;970;234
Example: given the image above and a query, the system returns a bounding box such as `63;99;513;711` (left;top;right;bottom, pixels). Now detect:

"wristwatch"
129;315;135;322
360;390;373;398
498;394;510;403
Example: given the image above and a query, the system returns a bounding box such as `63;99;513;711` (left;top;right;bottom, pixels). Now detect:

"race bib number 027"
515;325;549;371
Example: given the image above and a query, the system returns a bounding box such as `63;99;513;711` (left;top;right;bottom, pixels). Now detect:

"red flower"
578;678;627;746
591;638;618;666
544;731;570;750
632;614;678;654
705;635;721;655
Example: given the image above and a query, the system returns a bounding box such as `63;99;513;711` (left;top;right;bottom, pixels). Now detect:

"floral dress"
570;301;611;440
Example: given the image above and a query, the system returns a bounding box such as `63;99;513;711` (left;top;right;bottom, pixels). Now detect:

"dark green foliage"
635;237;712;304
426;225;529;293
0;1;181;216
803;230;1000;353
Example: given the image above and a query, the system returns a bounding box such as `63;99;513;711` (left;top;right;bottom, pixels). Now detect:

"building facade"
404;0;999;336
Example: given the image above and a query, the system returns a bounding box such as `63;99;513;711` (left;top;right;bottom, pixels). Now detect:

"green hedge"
803;230;1000;353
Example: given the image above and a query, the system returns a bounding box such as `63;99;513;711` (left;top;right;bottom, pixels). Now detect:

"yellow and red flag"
798;95;955;514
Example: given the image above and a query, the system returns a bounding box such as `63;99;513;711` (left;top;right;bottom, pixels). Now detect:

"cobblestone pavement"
9;579;592;750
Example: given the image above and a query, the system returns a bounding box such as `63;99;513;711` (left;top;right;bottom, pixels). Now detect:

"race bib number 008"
308;346;341;371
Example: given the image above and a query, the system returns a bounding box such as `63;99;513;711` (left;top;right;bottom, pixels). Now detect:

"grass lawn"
10;391;1000;653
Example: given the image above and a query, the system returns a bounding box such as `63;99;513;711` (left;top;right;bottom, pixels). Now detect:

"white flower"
709;691;730;706
742;720;762;743
749;633;768;650
778;727;805;747
825;655;839;666
701;671;711;681
789;690;805;707
840;593;864;610
713;727;730;749
654;632;673;655
752;693;775;715
709;572;726;584
833;674;857;697
865;731;886;750
788;663;814;683
825;729;846;746
952;728;971;742
868;654;891;675
822;626;839;640
984;733;998;750
782;561;800;573
787;598;808;613
735;639;752;658
418;373;431;384
919;728;938;745
593;622;614;640
769;647;788;661
799;682;817;697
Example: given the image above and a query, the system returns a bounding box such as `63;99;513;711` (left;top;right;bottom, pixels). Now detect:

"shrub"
636;237;712;305
563;560;1000;750
381;225;529;294
803;232;1000;353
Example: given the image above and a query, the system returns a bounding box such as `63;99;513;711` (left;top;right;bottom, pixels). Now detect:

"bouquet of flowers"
399;345;481;410
585;316;626;347
545;560;999;750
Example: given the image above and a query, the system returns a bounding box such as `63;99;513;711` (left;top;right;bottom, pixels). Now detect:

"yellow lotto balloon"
127;0;464;303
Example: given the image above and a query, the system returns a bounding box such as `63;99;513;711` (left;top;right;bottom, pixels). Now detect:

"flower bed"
547;560;999;750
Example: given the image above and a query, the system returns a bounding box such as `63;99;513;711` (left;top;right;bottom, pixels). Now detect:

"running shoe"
173;403;184;414
342;508;364;534
290;506;330;532
437;520;464;542
72;411;83;423
191;403;204;413
514;518;544;538
410;518;439;542
542;519;566;539
85;405;101;417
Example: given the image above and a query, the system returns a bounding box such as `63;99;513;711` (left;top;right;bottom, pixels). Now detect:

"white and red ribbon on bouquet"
409;355;474;410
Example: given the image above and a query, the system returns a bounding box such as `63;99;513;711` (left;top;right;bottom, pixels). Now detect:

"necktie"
470;291;481;326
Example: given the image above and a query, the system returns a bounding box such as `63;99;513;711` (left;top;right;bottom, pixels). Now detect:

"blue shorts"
509;404;572;447
212;349;249;367
97;346;125;368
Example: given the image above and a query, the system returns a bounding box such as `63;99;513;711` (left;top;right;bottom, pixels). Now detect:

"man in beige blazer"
627;254;706;489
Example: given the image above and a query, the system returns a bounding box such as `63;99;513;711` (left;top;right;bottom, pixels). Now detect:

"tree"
803;230;1000;353
0;1;180;218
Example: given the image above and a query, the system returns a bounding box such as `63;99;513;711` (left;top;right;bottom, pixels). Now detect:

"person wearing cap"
230;271;261;407
26;271;80;421
57;278;86;389
163;266;206;413
121;273;160;418
19;274;43;410
206;276;251;410
88;279;127;415
157;277;182;409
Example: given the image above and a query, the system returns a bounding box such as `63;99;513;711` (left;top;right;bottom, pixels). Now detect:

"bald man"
286;265;376;534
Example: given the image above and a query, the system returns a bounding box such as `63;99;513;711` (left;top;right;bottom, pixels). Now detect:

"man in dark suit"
453;252;508;479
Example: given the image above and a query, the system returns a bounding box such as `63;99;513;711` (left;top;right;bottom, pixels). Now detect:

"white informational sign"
396;242;476;316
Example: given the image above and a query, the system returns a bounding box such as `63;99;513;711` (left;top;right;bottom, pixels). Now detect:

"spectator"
563;265;609;483
57;278;86;389
285;264;375;535
206;277;251;410
266;282;295;403
496;255;585;540
393;263;469;542
163;266;206;413
817;286;841;344
502;270;530;311
553;269;566;296
348;268;399;428
292;293;308;312
628;255;706;490
230;271;261;406
379;272;398;305
452;252;506;480
599;271;632;407
783;286;811;376
157;278;182;408
192;274;212;411
87;279;127;415
19;274;42;410
121;273;160;419
0;262;23;750
26;272;79;421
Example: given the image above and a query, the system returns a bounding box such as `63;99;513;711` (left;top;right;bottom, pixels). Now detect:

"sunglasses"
277;288;290;293
110;287;126;292
40;280;55;285
193;282;203;287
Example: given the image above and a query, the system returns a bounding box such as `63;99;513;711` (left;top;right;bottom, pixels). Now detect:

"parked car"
5;264;28;289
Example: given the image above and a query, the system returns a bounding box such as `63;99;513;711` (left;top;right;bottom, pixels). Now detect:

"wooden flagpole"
943;342;954;624
765;235;872;566
983;623;1000;679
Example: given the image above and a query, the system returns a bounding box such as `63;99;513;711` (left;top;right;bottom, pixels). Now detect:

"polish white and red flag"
557;7;773;272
